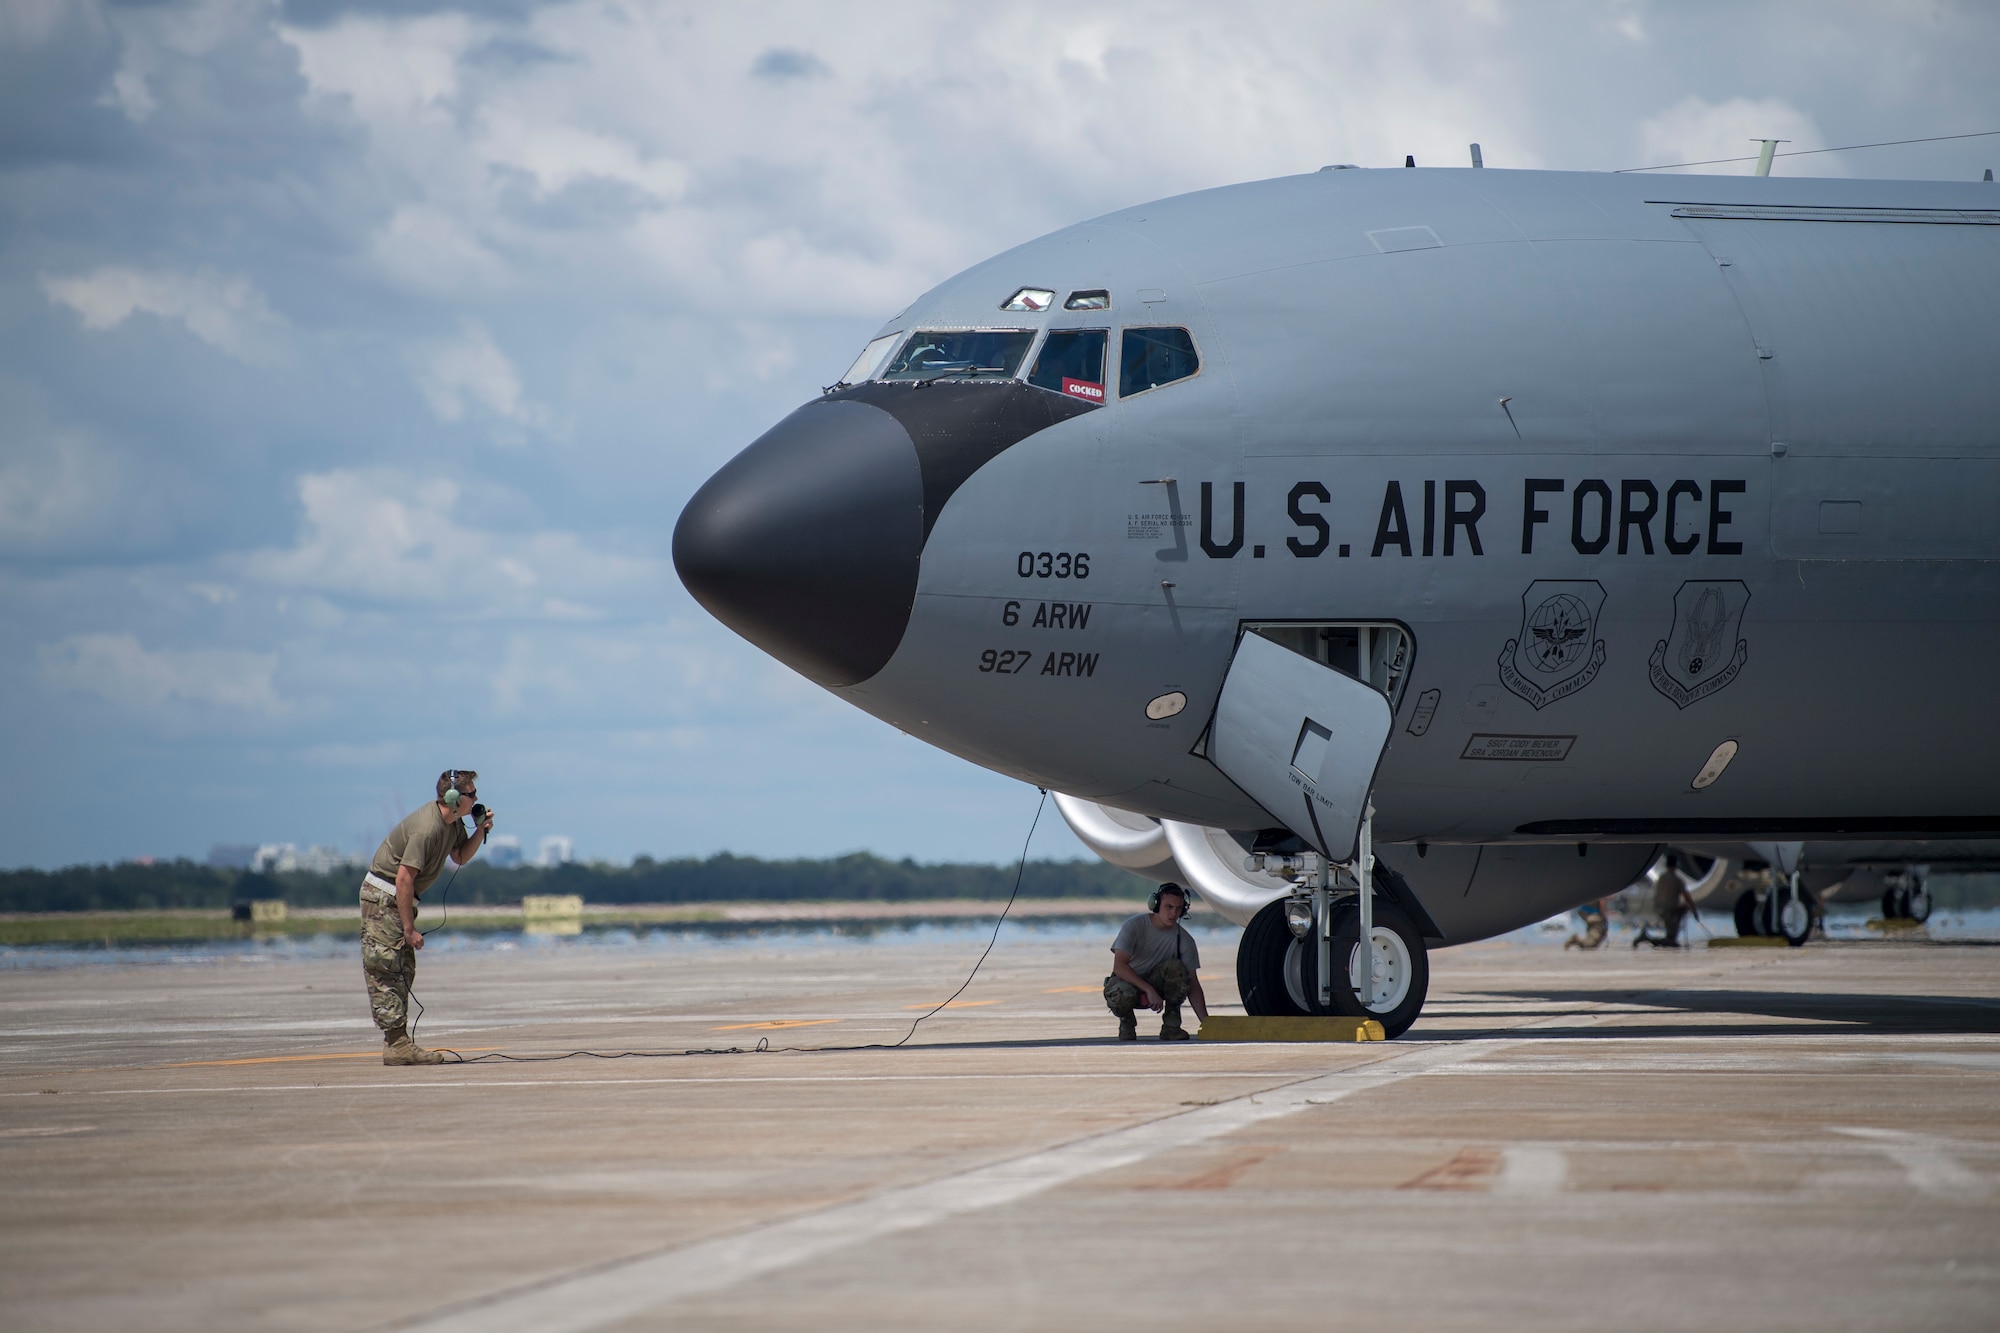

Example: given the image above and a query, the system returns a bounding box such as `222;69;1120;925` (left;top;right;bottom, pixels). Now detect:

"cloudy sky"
3;1;1996;869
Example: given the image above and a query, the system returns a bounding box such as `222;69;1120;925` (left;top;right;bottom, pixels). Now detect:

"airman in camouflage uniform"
1564;898;1609;949
1104;884;1208;1041
361;769;492;1065
1634;858;1697;949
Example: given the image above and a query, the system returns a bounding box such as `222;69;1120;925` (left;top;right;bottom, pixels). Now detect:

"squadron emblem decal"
1499;580;1607;710
1649;580;1750;709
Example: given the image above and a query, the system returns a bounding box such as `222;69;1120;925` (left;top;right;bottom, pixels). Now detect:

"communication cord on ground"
402;864;458;1047
410;789;1050;1065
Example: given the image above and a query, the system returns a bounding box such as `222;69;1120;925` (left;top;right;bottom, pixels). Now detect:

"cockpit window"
1026;329;1108;403
1120;327;1200;397
1064;290;1111;311
881;330;1036;381
841;333;901;384
1001;288;1055;312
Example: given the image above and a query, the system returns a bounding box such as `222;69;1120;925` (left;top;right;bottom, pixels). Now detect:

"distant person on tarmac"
1633;859;1697;949
1103;884;1208;1042
1565;899;1609;949
360;770;493;1065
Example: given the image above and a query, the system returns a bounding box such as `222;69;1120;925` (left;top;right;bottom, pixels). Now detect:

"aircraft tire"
1734;890;1763;937
1291;901;1430;1040
1907;883;1932;923
1769;885;1812;947
1881;887;1907;920
1237;899;1310;1017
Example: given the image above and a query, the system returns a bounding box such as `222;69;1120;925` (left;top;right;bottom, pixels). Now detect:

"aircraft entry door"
1209;631;1394;863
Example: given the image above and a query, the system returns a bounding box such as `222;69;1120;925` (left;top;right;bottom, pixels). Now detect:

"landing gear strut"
1733;849;1816;946
1235;807;1430;1038
1765;874;1814;946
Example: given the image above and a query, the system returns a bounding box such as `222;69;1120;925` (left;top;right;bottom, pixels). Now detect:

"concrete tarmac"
3;925;1998;1331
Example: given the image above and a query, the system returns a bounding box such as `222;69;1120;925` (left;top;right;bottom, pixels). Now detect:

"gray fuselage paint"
727;169;2000;862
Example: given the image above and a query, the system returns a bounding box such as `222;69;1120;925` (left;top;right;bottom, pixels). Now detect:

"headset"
440;769;469;812
1149;883;1190;914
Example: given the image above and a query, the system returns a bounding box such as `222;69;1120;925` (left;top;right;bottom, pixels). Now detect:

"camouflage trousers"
1565;916;1607;949
1104;959;1191;1021
360;886;417;1035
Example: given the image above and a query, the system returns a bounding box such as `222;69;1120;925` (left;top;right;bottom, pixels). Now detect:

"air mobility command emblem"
1499;580;1607;710
1649;580;1750;709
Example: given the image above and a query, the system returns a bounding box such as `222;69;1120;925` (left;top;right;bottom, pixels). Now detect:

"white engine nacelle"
1053;794;1291;926
1056;793;1665;944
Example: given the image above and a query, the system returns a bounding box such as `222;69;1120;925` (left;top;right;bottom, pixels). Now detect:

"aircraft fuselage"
677;167;2000;854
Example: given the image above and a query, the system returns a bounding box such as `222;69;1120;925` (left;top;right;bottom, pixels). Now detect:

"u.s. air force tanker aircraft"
675;164;2000;1036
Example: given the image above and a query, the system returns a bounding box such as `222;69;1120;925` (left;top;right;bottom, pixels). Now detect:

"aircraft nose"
673;399;923;687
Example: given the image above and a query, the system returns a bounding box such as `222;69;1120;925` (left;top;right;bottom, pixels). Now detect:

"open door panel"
1209;631;1393;862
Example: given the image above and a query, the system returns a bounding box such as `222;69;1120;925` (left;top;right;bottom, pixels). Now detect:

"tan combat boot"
383;1028;446;1066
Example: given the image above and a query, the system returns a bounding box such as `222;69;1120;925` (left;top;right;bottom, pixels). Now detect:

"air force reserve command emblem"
1649;580;1750;709
1499;580;1607;710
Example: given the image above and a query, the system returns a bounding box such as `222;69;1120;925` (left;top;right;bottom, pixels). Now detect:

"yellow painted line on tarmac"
166;1048;503;1068
901;1000;1000;1010
711;1019;841;1031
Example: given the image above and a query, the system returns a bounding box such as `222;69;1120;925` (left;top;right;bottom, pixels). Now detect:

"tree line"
0;853;1153;913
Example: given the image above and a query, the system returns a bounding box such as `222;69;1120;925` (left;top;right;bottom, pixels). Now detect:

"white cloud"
271;3;1550;314
694;320;797;393
40;266;285;362
484;619;830;722
0;379;181;558
368;205;512;293
1636;95;1836;176
106;63;156;121
246;467;660;613
475;109;692;203
283;11;470;120
412;320;544;430
0;415;119;551
38;633;285;717
0;0;75;50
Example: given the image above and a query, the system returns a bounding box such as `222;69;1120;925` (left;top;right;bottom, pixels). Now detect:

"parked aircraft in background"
677;162;2000;1036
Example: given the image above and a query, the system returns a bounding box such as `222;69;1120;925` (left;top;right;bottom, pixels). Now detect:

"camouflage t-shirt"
369;803;468;896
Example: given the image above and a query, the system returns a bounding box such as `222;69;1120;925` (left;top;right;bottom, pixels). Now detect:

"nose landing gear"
1235;895;1430;1038
1235;808;1431;1039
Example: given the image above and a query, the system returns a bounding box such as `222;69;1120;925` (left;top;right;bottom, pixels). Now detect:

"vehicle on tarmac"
675;163;2000;1037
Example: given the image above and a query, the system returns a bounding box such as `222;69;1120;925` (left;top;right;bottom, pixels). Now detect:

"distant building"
537;835;573;868
485;834;523;868
208;844;258;870
249;843;361;875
